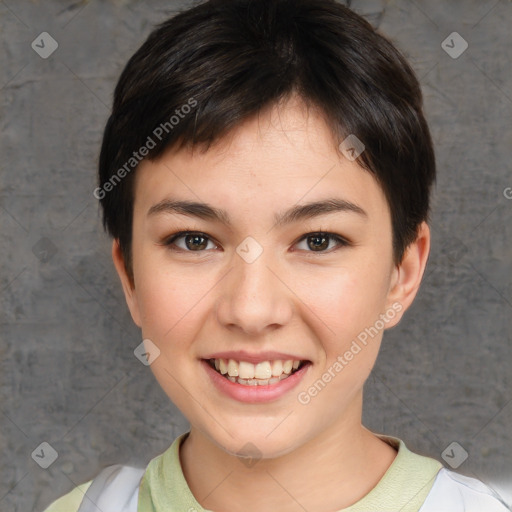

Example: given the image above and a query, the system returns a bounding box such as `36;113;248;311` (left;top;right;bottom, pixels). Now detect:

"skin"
112;94;430;512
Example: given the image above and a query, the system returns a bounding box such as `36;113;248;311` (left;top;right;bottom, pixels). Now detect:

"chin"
203;423;305;462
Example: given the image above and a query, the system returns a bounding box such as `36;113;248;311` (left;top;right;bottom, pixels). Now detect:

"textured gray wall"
1;0;511;511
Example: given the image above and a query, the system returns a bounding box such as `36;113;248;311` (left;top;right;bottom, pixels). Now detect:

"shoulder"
41;464;146;512
42;480;93;512
420;468;511;512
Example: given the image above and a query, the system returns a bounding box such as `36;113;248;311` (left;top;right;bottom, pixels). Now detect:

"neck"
180;395;397;512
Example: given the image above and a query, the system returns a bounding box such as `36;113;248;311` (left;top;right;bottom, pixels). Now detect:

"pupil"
309;235;328;251
186;234;207;250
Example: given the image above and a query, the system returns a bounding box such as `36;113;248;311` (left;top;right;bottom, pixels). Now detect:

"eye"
161;230;350;253
163;231;218;252
294;232;350;253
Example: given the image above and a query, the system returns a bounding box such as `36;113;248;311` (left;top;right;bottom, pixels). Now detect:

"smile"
207;358;307;386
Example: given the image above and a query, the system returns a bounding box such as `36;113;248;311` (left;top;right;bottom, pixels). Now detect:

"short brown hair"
97;0;436;280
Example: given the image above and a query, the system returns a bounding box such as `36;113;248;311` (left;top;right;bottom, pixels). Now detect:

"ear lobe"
385;222;431;328
111;239;142;327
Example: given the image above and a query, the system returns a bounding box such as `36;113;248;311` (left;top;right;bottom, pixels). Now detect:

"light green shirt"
43;433;442;512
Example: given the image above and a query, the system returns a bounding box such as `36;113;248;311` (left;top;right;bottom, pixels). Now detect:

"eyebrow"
147;197;367;227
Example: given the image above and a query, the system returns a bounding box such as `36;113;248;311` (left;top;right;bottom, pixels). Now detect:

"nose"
215;246;293;336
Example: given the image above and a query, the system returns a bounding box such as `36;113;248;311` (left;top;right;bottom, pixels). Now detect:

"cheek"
133;258;211;345
133;266;212;406
294;260;390;346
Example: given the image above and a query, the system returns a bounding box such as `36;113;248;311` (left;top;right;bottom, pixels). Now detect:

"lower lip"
202;360;310;403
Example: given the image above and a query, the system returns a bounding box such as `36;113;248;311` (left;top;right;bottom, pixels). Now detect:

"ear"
384;221;431;328
111;239;142;327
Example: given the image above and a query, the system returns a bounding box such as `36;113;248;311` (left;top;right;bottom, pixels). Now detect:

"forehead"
133;96;390;228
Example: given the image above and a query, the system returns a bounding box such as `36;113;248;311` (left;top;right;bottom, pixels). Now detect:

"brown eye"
184;234;209;250
307;234;330;251
164;231;217;252
295;232;350;253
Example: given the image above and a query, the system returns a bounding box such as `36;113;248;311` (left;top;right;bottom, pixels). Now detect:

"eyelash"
161;229;351;254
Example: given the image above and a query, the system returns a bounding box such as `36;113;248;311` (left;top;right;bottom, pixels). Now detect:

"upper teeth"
213;358;301;379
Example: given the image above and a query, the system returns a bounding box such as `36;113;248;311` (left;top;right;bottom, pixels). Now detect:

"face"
114;95;429;459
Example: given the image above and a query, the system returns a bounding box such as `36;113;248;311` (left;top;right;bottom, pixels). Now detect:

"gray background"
1;0;511;510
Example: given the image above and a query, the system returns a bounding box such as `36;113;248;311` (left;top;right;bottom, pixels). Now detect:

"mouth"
205;357;310;386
